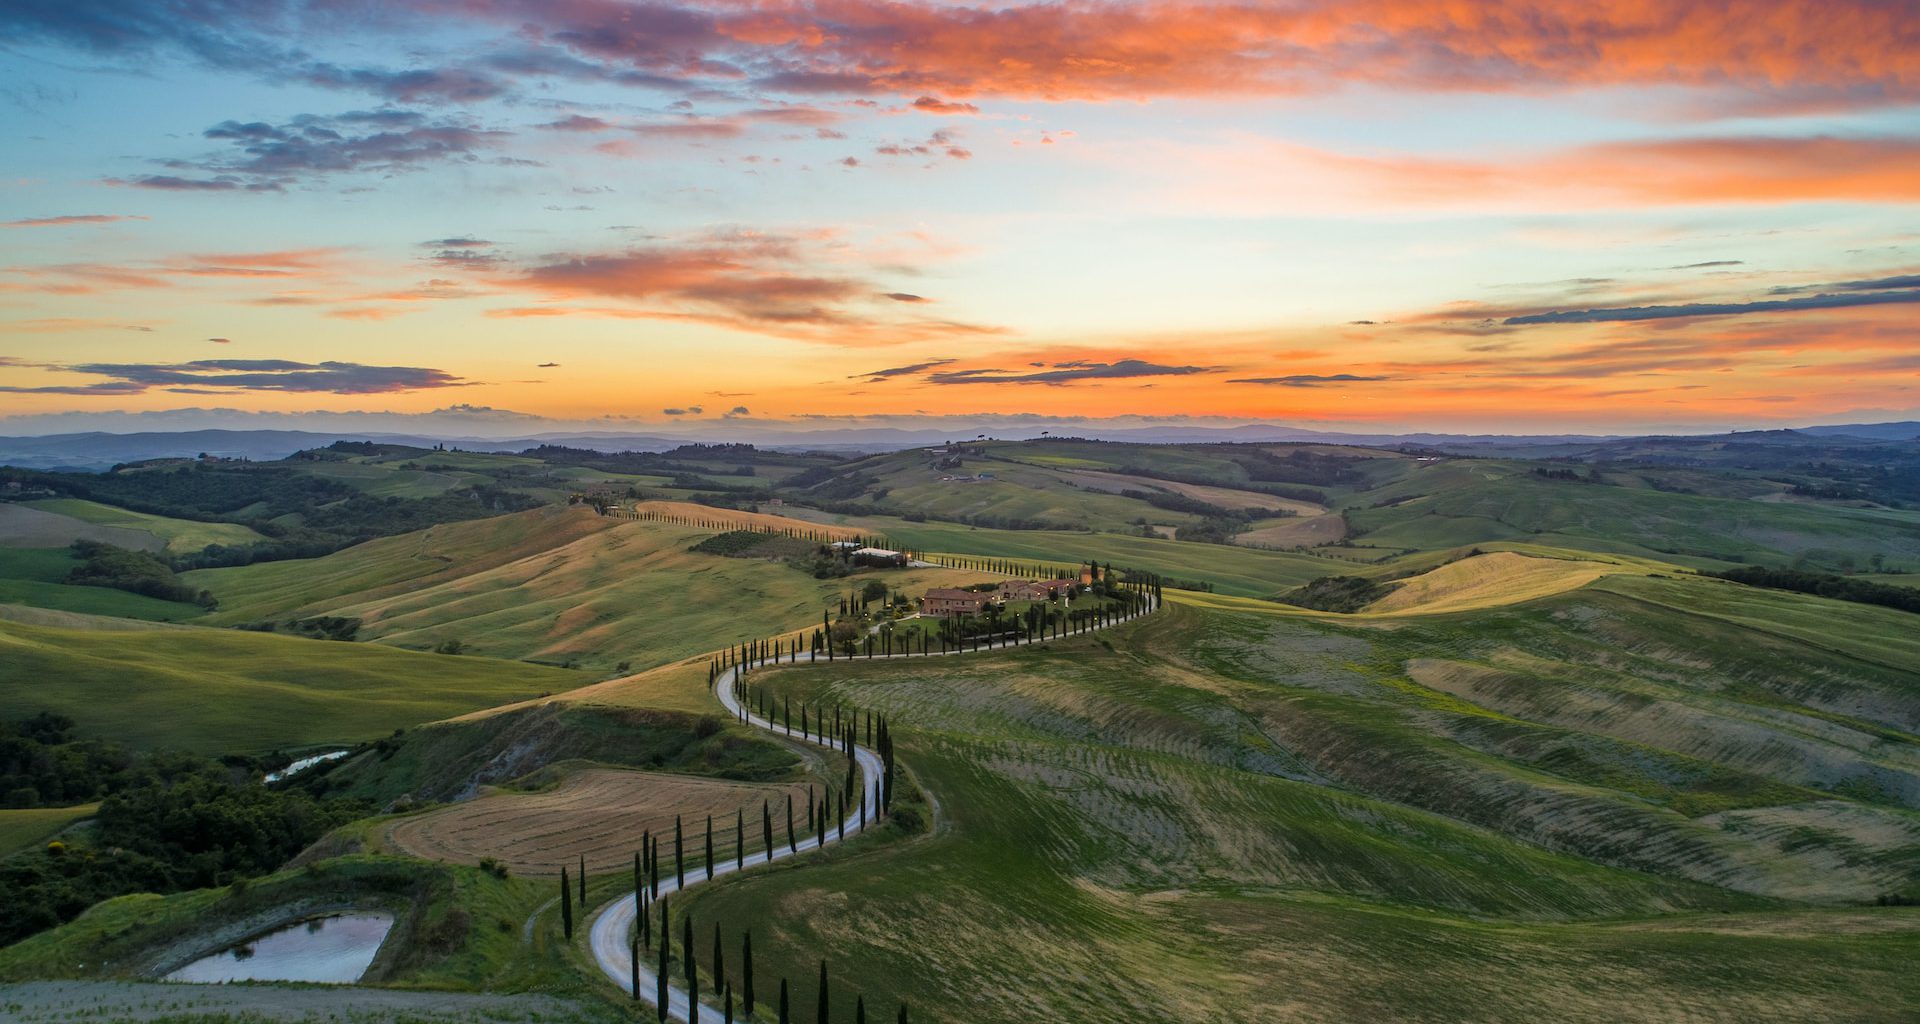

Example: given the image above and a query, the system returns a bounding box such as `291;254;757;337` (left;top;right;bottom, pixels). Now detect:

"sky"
2;0;1918;437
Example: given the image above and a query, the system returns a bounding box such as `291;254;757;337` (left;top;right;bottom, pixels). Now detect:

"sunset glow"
4;1;1918;435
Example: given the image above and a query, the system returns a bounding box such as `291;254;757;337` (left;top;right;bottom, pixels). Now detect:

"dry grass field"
384;767;819;877
1364;551;1624;614
1233;512;1349;549
1069;468;1326;514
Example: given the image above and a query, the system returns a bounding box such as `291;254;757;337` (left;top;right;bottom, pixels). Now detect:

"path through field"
587;592;1158;1021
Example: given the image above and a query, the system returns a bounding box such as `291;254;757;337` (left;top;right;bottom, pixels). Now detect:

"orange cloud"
565;0;1920;105
493;232;1001;345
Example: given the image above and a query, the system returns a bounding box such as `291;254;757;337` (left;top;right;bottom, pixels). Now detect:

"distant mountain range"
0;421;1913;472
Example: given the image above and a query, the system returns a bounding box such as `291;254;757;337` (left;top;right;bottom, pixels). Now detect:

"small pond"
164;912;394;984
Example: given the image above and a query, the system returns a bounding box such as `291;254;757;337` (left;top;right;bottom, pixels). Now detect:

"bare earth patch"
384;767;815;877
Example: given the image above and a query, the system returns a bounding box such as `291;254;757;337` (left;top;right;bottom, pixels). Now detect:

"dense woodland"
0;713;366;945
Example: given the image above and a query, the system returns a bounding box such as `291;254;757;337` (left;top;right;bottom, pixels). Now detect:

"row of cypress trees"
571;560;1160;1014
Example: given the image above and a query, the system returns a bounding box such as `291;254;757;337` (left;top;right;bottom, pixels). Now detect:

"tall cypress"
807;786;817;836
780;979;790;1024
857;995;866;1024
763;801;773;858
559;867;573;939
634;850;644;914
816;959;829;1024
706;815;715;880
651;834;660;897
737;807;745;870
712;922;725;1000
743;931;755;1014
675;815;685;888
579;854;587;903
682;911;697;989
656;924;670;1022
786;794;797;853
630;934;640;1001
726;982;734;1024
898;1003;907;1024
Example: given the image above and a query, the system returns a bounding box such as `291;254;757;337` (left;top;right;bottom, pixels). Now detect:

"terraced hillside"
672;575;1920;1022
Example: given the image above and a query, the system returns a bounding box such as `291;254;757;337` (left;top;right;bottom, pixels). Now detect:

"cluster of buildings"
918;577;1082;618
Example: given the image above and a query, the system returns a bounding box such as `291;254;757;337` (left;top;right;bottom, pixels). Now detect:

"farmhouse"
920;588;992;617
996;578;1078;601
851;546;907;568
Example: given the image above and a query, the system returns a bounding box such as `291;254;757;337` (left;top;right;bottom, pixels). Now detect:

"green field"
665;576;1920;1022
0;617;585;753
0;804;97;857
190;507;989;673
23;498;267;553
0;547;208;621
1341;464;1920;571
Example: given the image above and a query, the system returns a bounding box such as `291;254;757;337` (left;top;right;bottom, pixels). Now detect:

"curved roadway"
588;594;1157;1020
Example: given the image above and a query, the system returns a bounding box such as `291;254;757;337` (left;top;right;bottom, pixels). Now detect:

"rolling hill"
671;573;1920;1022
189;504;984;673
0;613;583;753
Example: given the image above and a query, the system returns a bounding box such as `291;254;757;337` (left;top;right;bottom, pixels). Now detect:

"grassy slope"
669;582;1920;1023
0;546;208;621
861;516;1363;596
23;498;266;553
0;617;583;753
193;506;984;673
0;804;98;857
1344;462;1920;570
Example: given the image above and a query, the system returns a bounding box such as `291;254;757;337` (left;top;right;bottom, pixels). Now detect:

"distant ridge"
1;421;1915;472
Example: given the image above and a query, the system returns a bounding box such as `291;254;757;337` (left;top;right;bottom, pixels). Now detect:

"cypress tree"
816;959;829;1024
630;934;640;1001
726;982;734;1024
857;995;866;1024
683;912;696;987
786;794;797;853
579;854;587;903
634;850;644;914
737;807;745;869
712;922;725;1000
898;1004;908;1023
559;867;573;939
780;979;790;1024
706;815;715;880
651;834;660;897
743;931;755;1014
807;786;816;836
763;800;773;858
676;815;685;887
656;923;670;1022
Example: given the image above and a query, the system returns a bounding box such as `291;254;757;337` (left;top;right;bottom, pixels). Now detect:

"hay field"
1069;468;1326;514
384;768;817;877
1363;551;1624;614
1233;512;1349;549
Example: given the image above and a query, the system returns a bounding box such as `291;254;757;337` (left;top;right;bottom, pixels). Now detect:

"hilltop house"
920;588;992;618
851;546;907;568
996;578;1078;602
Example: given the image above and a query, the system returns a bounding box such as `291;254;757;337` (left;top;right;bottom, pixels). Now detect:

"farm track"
586;593;1159;1021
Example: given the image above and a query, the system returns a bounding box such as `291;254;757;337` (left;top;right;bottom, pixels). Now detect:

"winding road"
587;592;1158;1021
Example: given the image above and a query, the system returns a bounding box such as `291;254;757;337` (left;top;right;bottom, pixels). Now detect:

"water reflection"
164;912;393;984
